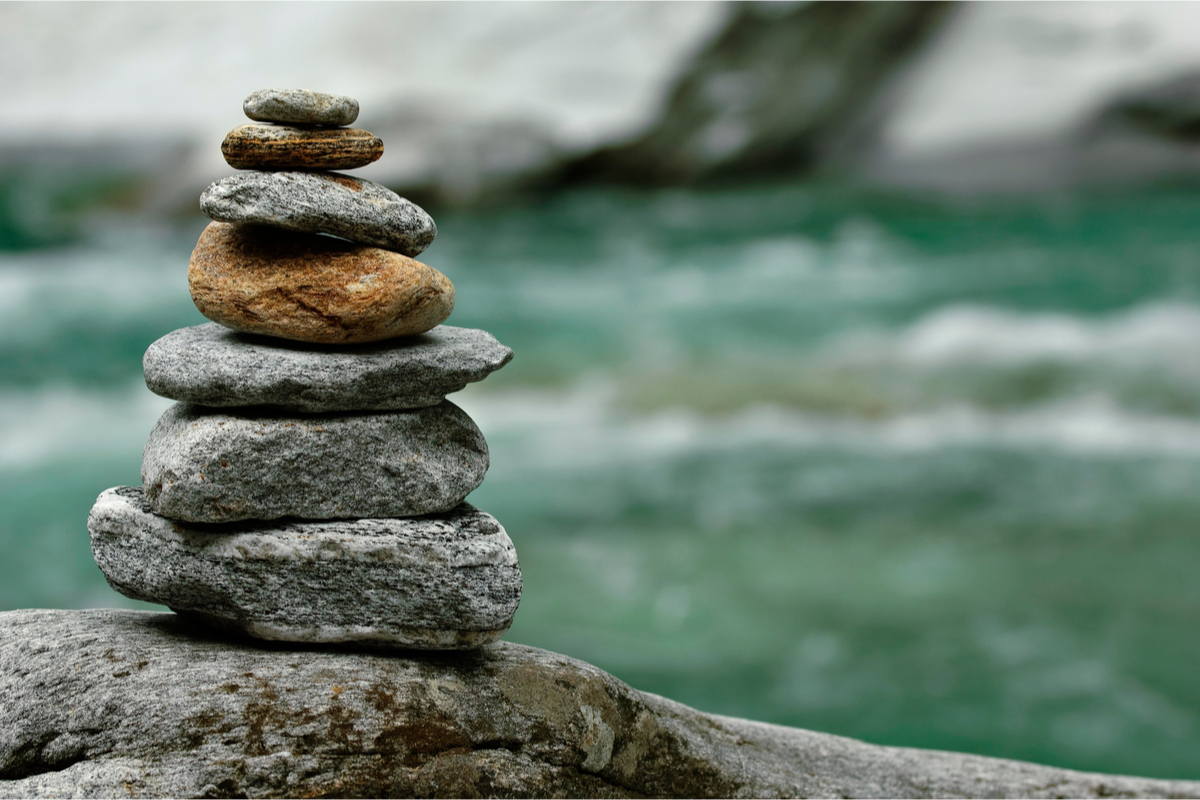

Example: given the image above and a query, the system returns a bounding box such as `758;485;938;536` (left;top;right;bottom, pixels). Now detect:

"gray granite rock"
200;171;437;256
144;323;512;412
141;401;487;523
243;88;359;126
89;486;520;649
3;610;1198;799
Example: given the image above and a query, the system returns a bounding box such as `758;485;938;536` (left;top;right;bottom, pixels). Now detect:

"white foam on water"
461;295;1200;461
456;380;1200;465
826;302;1200;373
0;381;171;471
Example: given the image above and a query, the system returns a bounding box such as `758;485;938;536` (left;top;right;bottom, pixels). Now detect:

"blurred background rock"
3;0;1200;783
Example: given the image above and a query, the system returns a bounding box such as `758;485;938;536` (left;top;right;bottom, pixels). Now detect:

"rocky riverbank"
2;610;1197;799
12;2;1200;247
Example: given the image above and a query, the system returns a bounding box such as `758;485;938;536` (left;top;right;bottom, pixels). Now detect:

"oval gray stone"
221;124;383;171
144;323;513;412
88;486;520;649
141;401;488;523
200;171;437;256
243;88;359;126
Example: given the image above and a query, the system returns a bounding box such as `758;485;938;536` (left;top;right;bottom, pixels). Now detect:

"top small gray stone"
243;88;359;126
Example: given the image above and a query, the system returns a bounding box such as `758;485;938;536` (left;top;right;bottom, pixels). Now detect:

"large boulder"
142;323;513;413
1;610;1197;799
556;2;955;187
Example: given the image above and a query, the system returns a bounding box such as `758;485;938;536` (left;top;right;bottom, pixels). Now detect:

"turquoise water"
2;184;1199;779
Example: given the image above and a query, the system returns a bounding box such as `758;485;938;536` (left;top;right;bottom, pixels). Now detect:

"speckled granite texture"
143;323;512;412
89;486;520;648
141;400;488;523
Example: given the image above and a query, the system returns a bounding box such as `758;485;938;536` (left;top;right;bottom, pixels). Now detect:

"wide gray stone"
88;486;520;649
188;222;452;345
2;610;1197;799
141;401;488;523
144;323;512;413
200;171;436;256
243;88;359;126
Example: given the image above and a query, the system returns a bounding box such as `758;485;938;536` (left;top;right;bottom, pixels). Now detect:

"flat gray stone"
88;486;521;649
3;610;1198;799
200;171;436;256
141;401;488;523
144;323;513;412
243;88;359;126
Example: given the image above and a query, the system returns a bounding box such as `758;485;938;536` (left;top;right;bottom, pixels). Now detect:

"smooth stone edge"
172;609;510;649
140;324;512;411
1;609;1197;799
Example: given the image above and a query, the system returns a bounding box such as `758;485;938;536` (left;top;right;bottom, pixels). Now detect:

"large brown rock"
188;222;454;344
2;610;1198;799
221;123;384;170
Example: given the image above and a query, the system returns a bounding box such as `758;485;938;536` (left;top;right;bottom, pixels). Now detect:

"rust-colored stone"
221;124;384;170
188;222;454;344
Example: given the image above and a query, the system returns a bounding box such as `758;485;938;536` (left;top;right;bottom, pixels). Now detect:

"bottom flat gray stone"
1;610;1197;799
88;486;520;649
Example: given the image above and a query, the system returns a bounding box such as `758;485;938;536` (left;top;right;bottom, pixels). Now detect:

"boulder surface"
142;401;488;523
89;487;521;649
143;323;513;412
1;610;1197;799
200;171;437;256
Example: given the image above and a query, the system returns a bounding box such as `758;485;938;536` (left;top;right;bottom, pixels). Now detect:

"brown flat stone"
188;222;454;344
221;124;384;170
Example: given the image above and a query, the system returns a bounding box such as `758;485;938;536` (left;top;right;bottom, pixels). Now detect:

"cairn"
87;89;521;649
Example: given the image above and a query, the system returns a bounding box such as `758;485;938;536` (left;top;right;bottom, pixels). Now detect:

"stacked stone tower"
87;89;521;649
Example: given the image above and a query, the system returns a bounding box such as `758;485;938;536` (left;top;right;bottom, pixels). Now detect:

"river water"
2;183;1198;779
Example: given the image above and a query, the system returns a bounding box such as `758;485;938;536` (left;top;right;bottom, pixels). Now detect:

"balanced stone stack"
86;89;521;649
